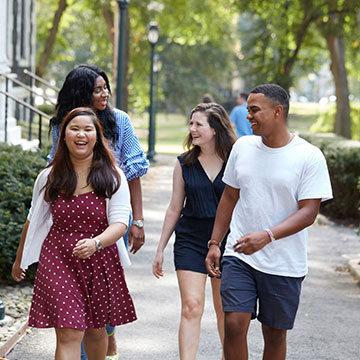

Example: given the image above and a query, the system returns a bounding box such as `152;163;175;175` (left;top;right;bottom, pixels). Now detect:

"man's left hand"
233;230;271;255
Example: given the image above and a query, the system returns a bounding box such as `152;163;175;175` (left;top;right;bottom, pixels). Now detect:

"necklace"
287;133;294;144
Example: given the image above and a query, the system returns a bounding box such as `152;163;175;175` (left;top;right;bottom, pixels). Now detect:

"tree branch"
35;0;68;79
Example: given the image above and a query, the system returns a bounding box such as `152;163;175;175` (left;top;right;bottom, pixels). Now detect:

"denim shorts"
220;256;305;330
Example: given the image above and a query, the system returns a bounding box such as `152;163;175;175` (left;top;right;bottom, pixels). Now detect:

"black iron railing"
0;88;50;148
0;70;57;148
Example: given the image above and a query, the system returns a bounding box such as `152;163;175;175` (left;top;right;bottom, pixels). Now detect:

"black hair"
50;64;119;144
202;94;215;103
250;84;289;117
239;93;248;101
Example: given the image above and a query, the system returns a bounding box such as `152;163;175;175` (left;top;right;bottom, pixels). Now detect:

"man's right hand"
205;245;222;278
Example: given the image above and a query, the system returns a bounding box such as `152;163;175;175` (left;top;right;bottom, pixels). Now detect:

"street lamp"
147;21;160;162
116;0;130;109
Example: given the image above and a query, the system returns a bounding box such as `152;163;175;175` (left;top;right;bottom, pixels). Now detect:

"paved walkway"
6;154;360;360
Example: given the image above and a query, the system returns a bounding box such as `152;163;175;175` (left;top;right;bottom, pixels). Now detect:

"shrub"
299;132;360;220
310;103;360;141
0;144;47;283
37;103;55;117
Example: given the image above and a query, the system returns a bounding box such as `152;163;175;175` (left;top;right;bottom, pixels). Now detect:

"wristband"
207;239;221;248
264;228;275;242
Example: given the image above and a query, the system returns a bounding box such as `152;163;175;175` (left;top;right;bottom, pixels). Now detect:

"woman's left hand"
73;238;96;259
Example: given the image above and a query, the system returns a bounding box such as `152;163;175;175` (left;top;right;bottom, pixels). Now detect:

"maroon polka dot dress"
28;192;137;331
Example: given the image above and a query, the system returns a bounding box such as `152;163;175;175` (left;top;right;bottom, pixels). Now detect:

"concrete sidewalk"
7;154;360;360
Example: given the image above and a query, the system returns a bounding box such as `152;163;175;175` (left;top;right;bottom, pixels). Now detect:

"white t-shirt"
223;135;333;277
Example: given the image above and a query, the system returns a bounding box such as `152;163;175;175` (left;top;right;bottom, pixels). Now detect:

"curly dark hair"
50;64;119;144
182;103;237;166
45;107;121;202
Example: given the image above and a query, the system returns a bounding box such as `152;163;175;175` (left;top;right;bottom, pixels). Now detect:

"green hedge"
299;132;360;220
0;144;47;283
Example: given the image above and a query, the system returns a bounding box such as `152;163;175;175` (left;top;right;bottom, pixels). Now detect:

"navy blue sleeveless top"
178;154;226;219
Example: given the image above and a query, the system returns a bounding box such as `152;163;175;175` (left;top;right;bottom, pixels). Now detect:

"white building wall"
0;0;36;146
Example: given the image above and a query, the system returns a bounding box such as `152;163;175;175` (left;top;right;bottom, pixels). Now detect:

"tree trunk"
100;0;114;45
35;0;68;79
326;33;351;138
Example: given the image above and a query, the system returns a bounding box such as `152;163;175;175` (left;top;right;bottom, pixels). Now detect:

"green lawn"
131;112;188;155
17;101;329;154
288;101;332;133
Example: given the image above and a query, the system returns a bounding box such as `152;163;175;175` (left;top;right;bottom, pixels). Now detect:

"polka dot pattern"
28;192;137;331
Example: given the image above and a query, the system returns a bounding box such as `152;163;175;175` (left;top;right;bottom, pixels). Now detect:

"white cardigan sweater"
20;166;131;269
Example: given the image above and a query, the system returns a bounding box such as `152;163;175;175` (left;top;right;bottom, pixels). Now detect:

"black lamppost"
147;22;160;162
116;0;130;109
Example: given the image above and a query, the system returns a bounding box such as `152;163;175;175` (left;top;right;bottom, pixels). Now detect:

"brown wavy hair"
182;103;237;166
44;107;121;202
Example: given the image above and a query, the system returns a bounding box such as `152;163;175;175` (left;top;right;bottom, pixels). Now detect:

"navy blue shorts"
220;256;305;330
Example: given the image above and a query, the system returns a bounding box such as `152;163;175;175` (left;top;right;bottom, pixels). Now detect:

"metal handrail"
23;69;60;92
0;89;50;148
0;71;56;106
0;89;50;118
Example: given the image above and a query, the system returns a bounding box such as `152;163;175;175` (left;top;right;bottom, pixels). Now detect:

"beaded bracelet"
264;228;275;242
207;239;221;248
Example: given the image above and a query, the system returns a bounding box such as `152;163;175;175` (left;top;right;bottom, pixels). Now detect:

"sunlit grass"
131;112;188;155
288;101;332;133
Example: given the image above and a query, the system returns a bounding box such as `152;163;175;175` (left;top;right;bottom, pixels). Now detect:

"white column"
0;0;23;145
0;0;11;142
0;0;10;71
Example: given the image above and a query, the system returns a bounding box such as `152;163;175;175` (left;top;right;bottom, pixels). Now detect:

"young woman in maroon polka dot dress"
12;108;136;360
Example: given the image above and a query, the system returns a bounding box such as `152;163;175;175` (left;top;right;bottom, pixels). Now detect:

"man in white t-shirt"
205;84;332;360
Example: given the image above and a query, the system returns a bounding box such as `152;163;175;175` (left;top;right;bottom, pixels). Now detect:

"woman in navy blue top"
153;103;237;359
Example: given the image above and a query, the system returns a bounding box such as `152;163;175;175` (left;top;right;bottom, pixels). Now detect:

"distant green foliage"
0;144;47;283
37;103;55;117
235;0;360;93
128;0;237;113
310;103;360;141
300;132;360;220
36;0;237;114
37;0;113;88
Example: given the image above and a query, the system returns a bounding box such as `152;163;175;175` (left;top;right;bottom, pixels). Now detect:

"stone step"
0;125;22;143
0;117;17;130
13;138;39;151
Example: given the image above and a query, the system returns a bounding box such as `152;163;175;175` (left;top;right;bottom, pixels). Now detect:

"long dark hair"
45;108;121;202
50;64;119;144
183;103;237;166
